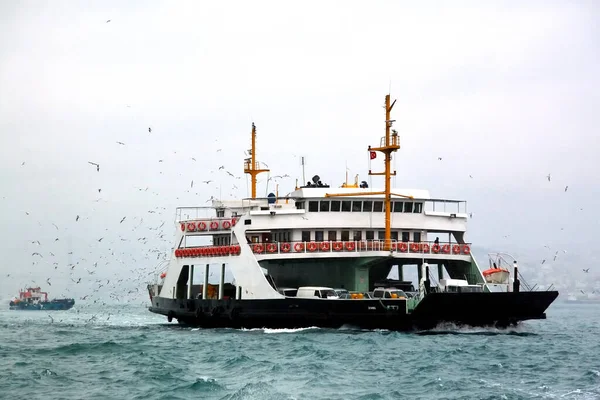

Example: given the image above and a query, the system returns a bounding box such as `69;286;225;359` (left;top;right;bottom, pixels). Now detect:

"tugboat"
147;94;559;331
9;287;75;311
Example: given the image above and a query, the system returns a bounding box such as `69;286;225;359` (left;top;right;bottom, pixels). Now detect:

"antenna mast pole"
244;123;269;198
368;94;400;250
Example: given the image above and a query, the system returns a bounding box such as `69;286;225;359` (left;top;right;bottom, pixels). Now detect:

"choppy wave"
1;303;599;399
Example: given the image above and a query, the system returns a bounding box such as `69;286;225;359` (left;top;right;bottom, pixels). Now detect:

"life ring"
399;242;408;252
320;242;330;251
187;222;196;232
160;272;166;279
333;242;343;251
442;244;451;254
432;244;440;254
422;243;430;253
391;242;397;251
253;244;264;253
175;249;181;257
345;242;355;251
410;243;420;253
307;242;318;252
294;243;304;252
197;221;207;231
281;243;291;252
231;217;237;226
180;223;185;231
210;221;219;230
266;243;277;253
222;220;231;229
452;244;460;254
463;245;471;255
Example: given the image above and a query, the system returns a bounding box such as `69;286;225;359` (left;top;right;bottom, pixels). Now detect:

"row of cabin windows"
301;230;421;243
296;200;423;214
213;236;231;245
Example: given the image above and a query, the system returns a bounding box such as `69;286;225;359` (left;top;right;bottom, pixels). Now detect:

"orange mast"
368;94;400;250
243;123;269;198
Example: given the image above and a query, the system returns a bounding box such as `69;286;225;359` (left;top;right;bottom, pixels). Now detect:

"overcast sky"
1;1;599;301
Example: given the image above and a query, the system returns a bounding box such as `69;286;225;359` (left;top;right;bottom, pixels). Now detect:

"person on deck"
434;237;439;245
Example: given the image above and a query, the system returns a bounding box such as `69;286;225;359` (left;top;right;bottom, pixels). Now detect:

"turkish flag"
370;151;376;160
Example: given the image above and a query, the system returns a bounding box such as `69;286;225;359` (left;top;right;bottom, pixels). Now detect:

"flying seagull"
76;215;80;222
583;268;590;273
437;157;442;161
202;180;212;184
547;173;551;182
120;216;126;223
148;127;152;133
564;186;568;192
190;180;194;188
116;141;125;145
106;19;111;23
88;161;100;172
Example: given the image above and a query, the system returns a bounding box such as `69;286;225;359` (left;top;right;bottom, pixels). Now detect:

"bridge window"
352;201;362;212
302;231;311;242
331;200;341;211
341;201;351;212
216;209;225;217
373;201;383;212
414;202;423;213
401;232;410;242
366;231;374;240
341;230;350;241
353;231;362;241
295;201;305;210
363;201;372;212
404;202;414;213
378;231;385;240
308;201;319;212
414;232;421;242
320;201;330;212
315;231;324;241
391;231;398;241
393;202;403;212
328;231;337;241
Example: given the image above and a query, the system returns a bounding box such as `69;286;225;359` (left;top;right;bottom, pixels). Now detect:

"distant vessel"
9;287;75;311
147;94;558;331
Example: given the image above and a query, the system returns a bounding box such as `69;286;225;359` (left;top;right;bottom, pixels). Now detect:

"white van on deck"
296;287;339;299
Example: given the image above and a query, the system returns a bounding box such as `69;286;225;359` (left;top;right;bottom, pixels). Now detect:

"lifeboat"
482;268;510;284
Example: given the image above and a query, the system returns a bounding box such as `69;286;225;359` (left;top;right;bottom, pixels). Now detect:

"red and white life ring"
399;242;408;252
197;221;207;231
187;222;196;232
222;220;231;229
442;244;451;254
281;243;291;253
333;242;343;251
320;242;330;251
266;243;277;253
463;245;471;255
210;221;219;230
452;244;461;254
345;242;355;251
253;244;264;253
294;243;304;252
307;242;318;252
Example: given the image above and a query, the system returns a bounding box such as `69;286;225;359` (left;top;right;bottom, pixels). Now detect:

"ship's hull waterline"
149;290;559;331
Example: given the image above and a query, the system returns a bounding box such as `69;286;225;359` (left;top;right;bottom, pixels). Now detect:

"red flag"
370;151;376;160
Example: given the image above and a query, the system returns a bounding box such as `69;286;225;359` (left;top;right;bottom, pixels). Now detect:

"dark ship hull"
149;290;559;331
9;299;75;311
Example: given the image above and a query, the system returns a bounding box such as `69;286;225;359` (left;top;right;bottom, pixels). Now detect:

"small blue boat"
9;287;74;311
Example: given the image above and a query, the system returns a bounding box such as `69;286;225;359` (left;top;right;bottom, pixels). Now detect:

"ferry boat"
147;94;559;330
9;287;75;311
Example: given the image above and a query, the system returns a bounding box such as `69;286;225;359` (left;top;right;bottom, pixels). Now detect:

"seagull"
580;290;585;294
216;149;222;152
116;141;125;145
541;259;546;264
437;157;442;161
88;162;100;172
148;127;152;133
564;186;568;192
553;251;558;261
32;252;42;257
469;175;473;178
106;19;111;23
46;278;51;286
21;162;25;166
76;215;80;222
48;315;54;323
120;217;126;223
226;171;235;177
158;160;163;163
218;166;225;170
97;238;103;242
98;189;102;193
583;268;590;273
547;173;551;182
190;180;194;188
191;158;196;161
31;240;41;245
52;223;59;230
54;238;59;242
468;213;473;218
202;180;212;184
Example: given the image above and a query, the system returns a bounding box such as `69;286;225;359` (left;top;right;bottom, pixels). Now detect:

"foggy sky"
1;1;599;301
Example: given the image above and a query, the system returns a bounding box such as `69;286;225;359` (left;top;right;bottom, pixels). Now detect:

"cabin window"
331;200;341;212
296;201;305;210
391;231;398;241
315;231;324;241
353;231;362;241
341;230;350;241
401;232;410;242
328;231;337;241
414;232;422;242
320;201;330;212
393;202;403;212
373;201;383;212
363;201;372;212
308;201;319;212
378;231;385;240
404;202;414;213
414;202;423;213
314;290;320;298
341;201;351;212
352;201;362;212
274;231;291;242
216;209;225;217
244;219;251;225
251;236;259;243
302;231;311;242
366;230;374;240
232;211;240;217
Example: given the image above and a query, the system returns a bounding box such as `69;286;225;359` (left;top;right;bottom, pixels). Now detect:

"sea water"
0;301;598;400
